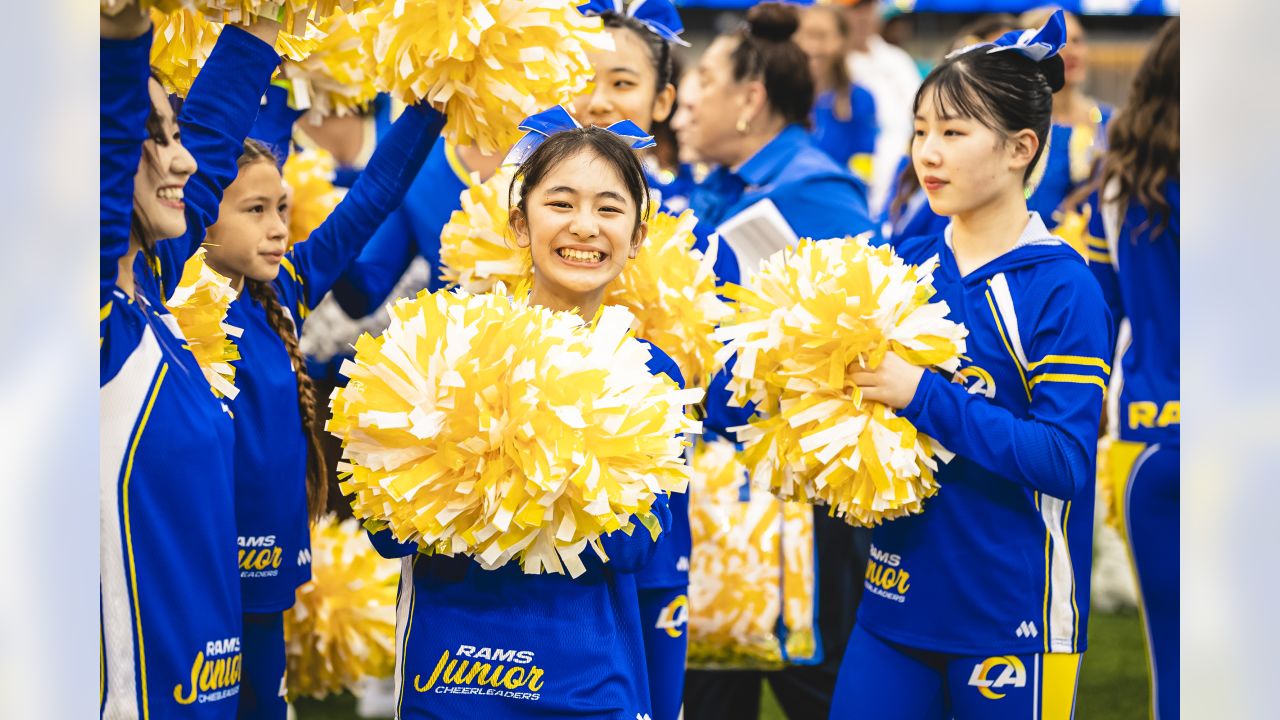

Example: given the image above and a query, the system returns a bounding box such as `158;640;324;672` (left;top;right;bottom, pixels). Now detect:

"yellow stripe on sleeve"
1028;355;1111;374
101;301;114;323
1029;373;1108;393
444;144;476;188
1086;234;1109;250
985;289;1032;402
1040;653;1083;720
1086;250;1112;265
279;256;300;284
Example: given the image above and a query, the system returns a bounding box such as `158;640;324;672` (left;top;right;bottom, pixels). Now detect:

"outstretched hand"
101;1;149;40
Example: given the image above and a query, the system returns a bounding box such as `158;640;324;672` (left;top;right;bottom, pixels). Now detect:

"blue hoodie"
859;213;1114;656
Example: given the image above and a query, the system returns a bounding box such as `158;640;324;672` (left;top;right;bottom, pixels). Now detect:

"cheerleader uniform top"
1027;104;1113;229
100;28;253;717
859;214;1114;656
225;105;445;613
370;341;681;720
810;83;879;186
1086;181;1180;447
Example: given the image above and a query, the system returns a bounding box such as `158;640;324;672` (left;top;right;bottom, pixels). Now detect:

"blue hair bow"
577;0;691;47
504;105;656;166
948;9;1067;62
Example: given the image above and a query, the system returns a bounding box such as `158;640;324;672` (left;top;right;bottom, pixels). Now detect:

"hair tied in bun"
746;2;800;43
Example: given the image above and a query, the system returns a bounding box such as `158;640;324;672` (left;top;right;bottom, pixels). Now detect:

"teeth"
157;187;184;201
559;248;603;263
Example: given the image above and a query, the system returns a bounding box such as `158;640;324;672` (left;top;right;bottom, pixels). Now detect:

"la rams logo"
655;595;689;638
967;656;1027;700
953;365;997;399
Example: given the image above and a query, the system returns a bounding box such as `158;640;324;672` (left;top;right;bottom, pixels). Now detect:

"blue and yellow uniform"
228;105;445;720
810;83;879;187
685;125;877;720
1027;104;1112;230
100;27;246;719
832;213;1113;719
1086;181;1180;720
371;342;680;719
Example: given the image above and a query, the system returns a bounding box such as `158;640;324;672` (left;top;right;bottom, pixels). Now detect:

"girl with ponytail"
198;106;445;720
829;13;1112;718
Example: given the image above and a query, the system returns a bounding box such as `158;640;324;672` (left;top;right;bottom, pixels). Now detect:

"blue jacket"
99;28;248;718
1086;181;1180;446
1027;105;1113;229
858;214;1113;656
370;341;681;719
810;83;878;183
227;106;444;613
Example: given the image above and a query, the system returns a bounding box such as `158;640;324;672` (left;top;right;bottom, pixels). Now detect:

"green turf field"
295;610;1150;719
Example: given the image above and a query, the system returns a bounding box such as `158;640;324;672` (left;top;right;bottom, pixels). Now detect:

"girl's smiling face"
513;147;646;304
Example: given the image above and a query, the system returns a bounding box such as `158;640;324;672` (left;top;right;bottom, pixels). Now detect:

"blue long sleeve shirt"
100;28;241;717
227;106;444;612
858;213;1113;656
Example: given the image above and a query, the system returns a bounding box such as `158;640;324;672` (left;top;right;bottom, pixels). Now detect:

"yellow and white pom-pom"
370;0;613;153
687;437;816;669
284;515;399;700
716;234;968;526
102;0;189;15
604;208;731;391
328;289;703;577
196;1;377;35
166;248;243;399
150;7;317;97
279;5;380;119
438;167;528;292
282;146;342;248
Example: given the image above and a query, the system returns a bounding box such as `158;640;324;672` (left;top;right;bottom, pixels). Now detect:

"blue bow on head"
503;105;656;167
577;0;691;47
948;9;1067;62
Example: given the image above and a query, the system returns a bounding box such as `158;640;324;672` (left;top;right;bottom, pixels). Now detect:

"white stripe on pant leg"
393;555;415;718
1124;443;1162;720
1040;496;1077;653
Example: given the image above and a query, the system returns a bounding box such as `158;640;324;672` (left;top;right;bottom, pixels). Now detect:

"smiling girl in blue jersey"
829;12;1113;719
191;96;445;720
100;6;284;717
368;113;682;720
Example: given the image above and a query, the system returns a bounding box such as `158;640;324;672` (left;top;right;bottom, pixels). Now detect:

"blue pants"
830;626;1082;719
639;586;689;720
238;612;286;720
1125;443;1179;720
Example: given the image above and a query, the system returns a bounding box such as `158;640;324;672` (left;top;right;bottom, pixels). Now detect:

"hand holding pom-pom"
716;234;968;526
370;0;613;153
284;515;399;700
328;289;703;577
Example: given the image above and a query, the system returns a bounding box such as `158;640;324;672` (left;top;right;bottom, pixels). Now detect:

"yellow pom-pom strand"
284;515;399;700
370;0;614;153
279;5;381;119
327;289;704;578
714;234;968;526
149;6;317;97
282;146;342;248
438;166;530;292
165;248;244;399
686;437;816;669
604;208;731;391
102;0;189;16
196;1;378;35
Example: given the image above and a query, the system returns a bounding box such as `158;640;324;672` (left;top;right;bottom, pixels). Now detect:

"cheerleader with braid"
193;101;444;718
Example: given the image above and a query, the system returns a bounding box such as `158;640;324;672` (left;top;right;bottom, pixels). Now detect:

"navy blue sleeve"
851;86;879;156
157;25;281;299
368;528;418;559
248;82;306;166
1084;191;1124;361
100;30;153;298
276;105;446;315
900;269;1113;500
330;197;419;318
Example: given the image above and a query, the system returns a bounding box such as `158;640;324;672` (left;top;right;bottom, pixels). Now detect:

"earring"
736;117;750;134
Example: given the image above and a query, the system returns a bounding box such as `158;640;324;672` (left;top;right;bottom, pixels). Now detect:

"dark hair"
913;42;1065;182
509;127;651;237
650;50;686;171
600;12;675;92
1102;17;1178;241
236;138;330;522
727;2;814;127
